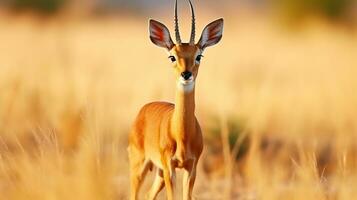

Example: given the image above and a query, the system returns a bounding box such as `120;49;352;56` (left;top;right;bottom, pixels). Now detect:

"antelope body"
128;1;223;199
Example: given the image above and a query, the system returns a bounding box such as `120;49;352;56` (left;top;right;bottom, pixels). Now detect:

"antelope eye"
168;56;176;62
196;55;203;62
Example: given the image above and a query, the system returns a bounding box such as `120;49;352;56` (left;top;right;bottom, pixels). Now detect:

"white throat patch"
177;77;195;93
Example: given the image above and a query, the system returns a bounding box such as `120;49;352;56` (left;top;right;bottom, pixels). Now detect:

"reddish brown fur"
129;101;203;168
129;17;223;200
128;45;203;200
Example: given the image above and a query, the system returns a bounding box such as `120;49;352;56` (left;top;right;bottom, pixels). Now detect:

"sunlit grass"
0;13;356;199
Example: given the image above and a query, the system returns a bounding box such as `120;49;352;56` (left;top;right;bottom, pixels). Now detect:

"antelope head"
149;0;224;93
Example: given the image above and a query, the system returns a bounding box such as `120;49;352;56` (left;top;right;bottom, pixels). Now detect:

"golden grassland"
0;13;357;199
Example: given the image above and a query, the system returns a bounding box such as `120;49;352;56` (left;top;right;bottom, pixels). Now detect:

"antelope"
128;0;223;199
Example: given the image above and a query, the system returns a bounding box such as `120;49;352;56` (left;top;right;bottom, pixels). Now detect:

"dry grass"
0;13;357;199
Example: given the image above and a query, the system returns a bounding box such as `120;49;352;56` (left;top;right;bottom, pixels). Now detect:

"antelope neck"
172;88;196;142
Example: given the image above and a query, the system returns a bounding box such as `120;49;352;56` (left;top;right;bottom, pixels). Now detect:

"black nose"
181;71;192;80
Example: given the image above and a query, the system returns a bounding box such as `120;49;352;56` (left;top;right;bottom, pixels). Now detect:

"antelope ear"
197;18;224;50
149;19;175;50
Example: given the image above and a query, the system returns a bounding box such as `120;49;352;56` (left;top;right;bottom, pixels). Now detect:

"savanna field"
0;9;357;199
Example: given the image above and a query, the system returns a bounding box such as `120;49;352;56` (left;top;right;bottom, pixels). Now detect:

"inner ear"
149;19;175;50
198;18;224;50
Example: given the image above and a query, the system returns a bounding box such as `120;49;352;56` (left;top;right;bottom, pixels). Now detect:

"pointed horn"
188;0;195;45
174;0;182;44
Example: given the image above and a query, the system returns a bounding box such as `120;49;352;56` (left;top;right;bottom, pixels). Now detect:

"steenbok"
128;0;223;199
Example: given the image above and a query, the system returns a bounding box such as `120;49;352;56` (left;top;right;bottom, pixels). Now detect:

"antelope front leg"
182;160;196;200
146;169;165;200
163;159;176;200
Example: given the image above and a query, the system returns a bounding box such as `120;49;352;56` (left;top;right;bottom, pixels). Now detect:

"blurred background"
0;0;357;199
